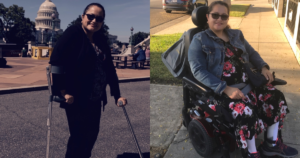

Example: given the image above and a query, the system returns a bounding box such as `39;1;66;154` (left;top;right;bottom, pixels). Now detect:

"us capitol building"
34;0;63;44
34;0;118;46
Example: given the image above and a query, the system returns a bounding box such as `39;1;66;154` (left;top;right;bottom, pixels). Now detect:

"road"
0;81;149;158
150;0;190;29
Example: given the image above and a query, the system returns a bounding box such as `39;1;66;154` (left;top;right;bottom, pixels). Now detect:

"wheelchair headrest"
191;6;208;28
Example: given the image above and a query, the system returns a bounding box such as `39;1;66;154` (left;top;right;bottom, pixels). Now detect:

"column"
274;0;284;17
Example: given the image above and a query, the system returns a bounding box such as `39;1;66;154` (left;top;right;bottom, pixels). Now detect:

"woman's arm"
188;34;227;96
49;25;77;96
103;40;121;102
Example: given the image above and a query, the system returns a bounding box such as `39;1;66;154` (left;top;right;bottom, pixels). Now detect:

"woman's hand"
64;94;74;104
60;90;74;104
223;86;246;100
117;97;127;107
262;66;274;84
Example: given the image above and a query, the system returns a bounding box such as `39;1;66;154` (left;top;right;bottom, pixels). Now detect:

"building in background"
34;0;63;44
108;34;118;46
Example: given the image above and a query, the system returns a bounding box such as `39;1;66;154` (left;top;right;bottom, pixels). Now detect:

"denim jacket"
188;28;269;96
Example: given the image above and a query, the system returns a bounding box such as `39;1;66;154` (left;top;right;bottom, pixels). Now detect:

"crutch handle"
118;101;123;106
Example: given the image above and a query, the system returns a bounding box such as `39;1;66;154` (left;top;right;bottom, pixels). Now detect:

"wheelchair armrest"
183;76;214;96
272;78;287;86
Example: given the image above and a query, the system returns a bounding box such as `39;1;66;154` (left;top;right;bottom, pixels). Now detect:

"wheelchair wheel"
188;119;214;157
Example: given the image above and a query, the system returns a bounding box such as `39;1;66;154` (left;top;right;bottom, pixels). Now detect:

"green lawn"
150;33;183;85
230;4;251;17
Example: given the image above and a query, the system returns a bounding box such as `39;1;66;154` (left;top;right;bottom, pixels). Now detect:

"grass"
150;33;183;85
230;4;251;17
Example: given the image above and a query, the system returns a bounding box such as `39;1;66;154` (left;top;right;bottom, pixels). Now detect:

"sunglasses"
209;13;229;20
85;14;104;23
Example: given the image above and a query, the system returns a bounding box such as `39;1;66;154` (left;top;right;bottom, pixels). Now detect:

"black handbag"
230;49;270;87
242;62;269;87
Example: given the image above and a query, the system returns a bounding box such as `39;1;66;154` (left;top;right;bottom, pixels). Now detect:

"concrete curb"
0;77;150;95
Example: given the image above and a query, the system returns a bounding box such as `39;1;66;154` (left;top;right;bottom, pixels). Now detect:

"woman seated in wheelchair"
188;1;298;158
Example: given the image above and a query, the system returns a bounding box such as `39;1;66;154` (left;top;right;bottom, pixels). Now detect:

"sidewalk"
0;57;150;90
150;0;300;157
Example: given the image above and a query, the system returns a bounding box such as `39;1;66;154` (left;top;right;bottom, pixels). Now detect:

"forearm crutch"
46;66;53;158
119;101;144;158
45;66;65;158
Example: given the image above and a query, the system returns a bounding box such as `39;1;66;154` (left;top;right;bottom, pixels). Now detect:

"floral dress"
207;40;289;151
89;44;107;102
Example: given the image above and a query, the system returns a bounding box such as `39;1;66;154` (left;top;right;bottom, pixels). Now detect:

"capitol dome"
35;0;62;32
39;0;57;10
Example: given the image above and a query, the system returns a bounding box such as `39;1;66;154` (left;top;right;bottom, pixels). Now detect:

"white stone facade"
34;0;63;43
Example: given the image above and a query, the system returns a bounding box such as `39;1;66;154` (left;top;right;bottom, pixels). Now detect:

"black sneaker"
260;138;298;157
247;151;261;158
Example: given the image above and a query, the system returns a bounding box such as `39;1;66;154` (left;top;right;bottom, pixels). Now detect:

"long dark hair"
83;3;106;20
205;1;231;30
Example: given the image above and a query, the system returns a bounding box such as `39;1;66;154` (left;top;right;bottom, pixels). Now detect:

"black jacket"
49;24;120;108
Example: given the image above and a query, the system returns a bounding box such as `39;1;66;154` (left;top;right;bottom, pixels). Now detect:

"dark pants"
64;100;102;158
133;56;137;61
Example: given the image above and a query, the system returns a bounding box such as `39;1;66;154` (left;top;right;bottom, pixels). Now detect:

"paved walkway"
150;0;300;157
0;81;150;158
0;57;150;90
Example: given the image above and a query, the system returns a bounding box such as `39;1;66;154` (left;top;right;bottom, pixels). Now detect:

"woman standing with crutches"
49;3;127;158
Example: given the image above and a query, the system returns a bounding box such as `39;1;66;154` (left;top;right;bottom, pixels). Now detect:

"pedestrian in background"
133;46;146;61
27;49;32;57
145;46;150;60
20;47;27;57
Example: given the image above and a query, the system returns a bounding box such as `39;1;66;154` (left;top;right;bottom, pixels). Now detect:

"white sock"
267;122;279;146
246;136;257;153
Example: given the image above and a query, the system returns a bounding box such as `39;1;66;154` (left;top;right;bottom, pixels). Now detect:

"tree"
129;32;149;46
45;31;62;43
6;17;36;44
67;15;82;28
0;3;36;44
115;40;123;48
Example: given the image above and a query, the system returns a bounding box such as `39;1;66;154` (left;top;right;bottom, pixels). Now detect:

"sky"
0;0;150;42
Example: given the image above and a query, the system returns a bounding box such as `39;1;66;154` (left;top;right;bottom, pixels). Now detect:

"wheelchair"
181;6;287;158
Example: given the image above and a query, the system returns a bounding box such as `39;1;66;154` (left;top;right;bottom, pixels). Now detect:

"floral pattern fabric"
207;41;289;151
89;44;107;102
